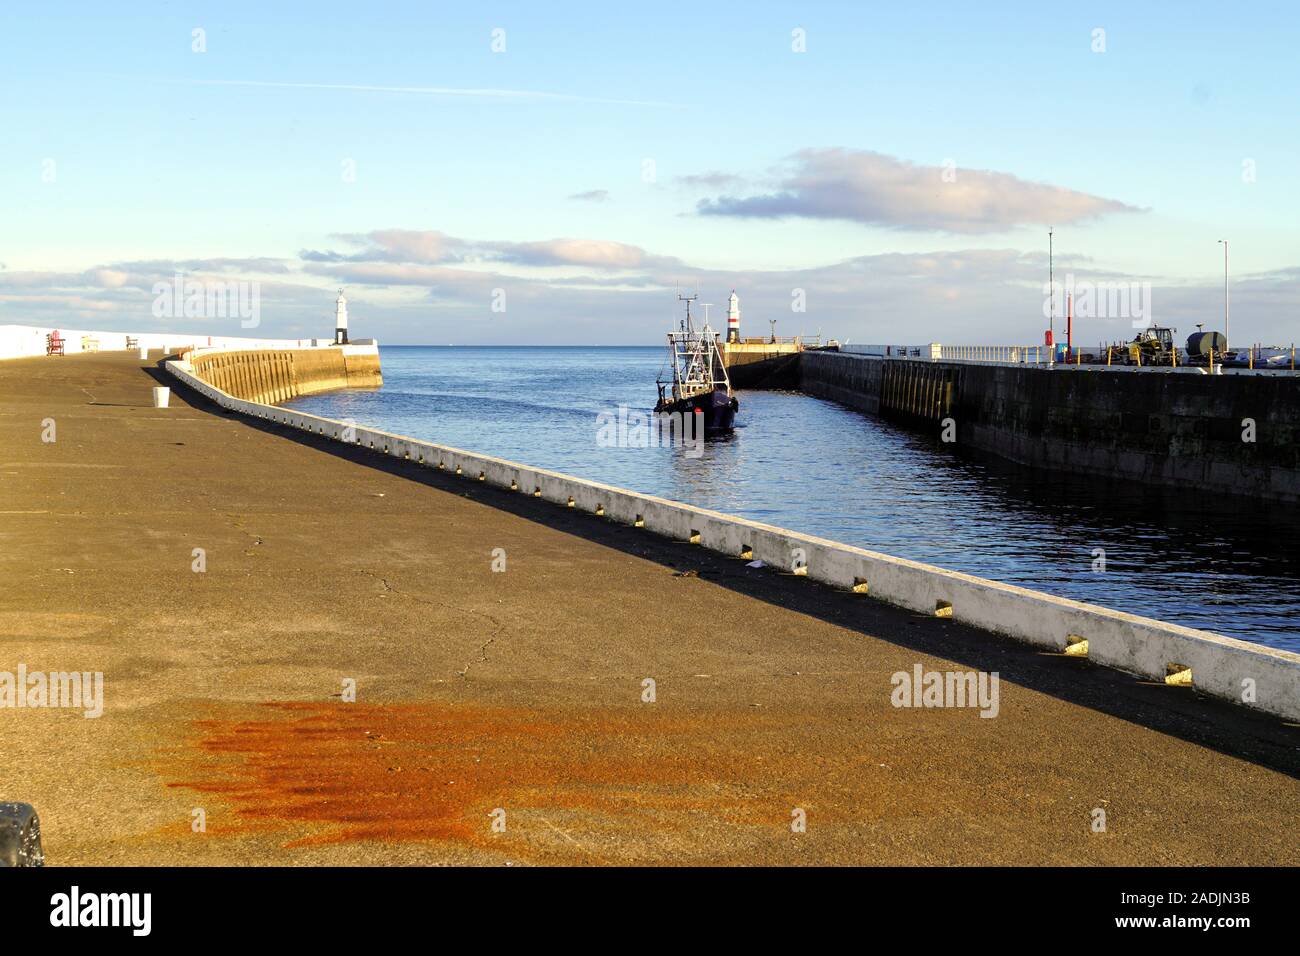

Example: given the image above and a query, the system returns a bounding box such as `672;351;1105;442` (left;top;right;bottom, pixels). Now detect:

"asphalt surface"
1;352;1296;866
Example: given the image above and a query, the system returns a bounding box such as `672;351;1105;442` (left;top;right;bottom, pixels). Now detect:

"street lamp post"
1217;239;1229;349
1048;227;1054;366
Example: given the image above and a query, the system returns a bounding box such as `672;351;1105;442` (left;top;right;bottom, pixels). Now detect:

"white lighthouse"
726;289;741;343
334;289;349;345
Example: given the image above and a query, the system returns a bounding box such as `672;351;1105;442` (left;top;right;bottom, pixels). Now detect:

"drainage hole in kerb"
1165;662;1193;687
567;496;575;508
510;480;518;491
455;466;462;475
934;600;953;618
478;472;485;481
740;545;753;560
634;514;645;527
533;486;542;497
595;504;605;516
689;530;701;544
1064;635;1089;657
852;577;869;594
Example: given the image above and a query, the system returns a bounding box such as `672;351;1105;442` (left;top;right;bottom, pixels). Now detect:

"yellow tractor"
1107;326;1178;366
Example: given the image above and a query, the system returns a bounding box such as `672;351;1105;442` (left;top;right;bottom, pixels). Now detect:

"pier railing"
738;335;820;347
842;343;1049;364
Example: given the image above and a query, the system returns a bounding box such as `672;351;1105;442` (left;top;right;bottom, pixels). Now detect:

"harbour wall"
720;340;803;369
733;350;1300;504
166;348;1300;722
188;344;381;404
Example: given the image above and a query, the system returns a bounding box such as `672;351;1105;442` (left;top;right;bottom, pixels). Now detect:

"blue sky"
3;1;1298;344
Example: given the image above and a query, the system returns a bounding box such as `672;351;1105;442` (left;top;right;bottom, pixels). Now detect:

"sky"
2;1;1298;345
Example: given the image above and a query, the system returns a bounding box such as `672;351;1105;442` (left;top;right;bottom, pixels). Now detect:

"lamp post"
1217;240;1229;349
1048;227;1054;366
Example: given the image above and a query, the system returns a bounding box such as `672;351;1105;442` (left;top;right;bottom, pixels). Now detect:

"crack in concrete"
223;513;264;553
458;638;496;680
358;570;506;679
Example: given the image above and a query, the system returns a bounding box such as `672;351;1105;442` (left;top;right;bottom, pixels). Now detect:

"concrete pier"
733;350;1300;503
2;352;1298;866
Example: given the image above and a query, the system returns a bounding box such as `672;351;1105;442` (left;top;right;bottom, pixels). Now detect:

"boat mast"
678;293;697;335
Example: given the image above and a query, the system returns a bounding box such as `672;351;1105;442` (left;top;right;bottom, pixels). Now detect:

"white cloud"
695;148;1142;234
301;231;683;271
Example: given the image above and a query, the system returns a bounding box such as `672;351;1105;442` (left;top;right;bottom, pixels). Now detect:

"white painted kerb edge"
168;349;1300;723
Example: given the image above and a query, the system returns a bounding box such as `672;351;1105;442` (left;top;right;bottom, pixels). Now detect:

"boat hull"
656;387;738;436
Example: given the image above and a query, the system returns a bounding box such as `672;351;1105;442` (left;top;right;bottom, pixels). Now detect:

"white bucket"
152;386;171;408
137;347;149;360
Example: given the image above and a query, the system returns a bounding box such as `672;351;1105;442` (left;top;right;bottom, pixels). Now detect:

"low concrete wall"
188;344;381;404
166;352;1300;723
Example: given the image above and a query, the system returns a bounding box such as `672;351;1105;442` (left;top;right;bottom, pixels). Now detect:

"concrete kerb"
167;351;1300;723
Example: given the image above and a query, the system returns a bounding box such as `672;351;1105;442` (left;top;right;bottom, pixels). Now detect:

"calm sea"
283;346;1300;651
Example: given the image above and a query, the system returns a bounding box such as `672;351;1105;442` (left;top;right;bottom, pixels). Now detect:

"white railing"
842;343;1050;364
0;323;337;360
164;352;1300;724
938;344;1048;364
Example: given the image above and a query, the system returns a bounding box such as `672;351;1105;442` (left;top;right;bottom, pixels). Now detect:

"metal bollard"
0;803;44;867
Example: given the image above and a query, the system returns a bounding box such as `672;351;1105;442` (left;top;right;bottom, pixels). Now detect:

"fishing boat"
655;294;739;435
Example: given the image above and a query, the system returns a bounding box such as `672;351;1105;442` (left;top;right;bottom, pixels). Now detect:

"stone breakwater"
187;344;381;404
730;350;1300;504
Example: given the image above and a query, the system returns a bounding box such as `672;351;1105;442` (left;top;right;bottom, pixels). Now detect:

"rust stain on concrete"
162;701;825;856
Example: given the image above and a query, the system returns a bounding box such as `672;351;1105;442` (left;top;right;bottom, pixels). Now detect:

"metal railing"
736;335;820;347
842;343;1048;364
938;344;1047;364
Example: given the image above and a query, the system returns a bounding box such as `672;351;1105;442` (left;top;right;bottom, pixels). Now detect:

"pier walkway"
1;353;1296;865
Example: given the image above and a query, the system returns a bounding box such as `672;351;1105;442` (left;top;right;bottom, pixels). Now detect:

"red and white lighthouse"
726;290;741;343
